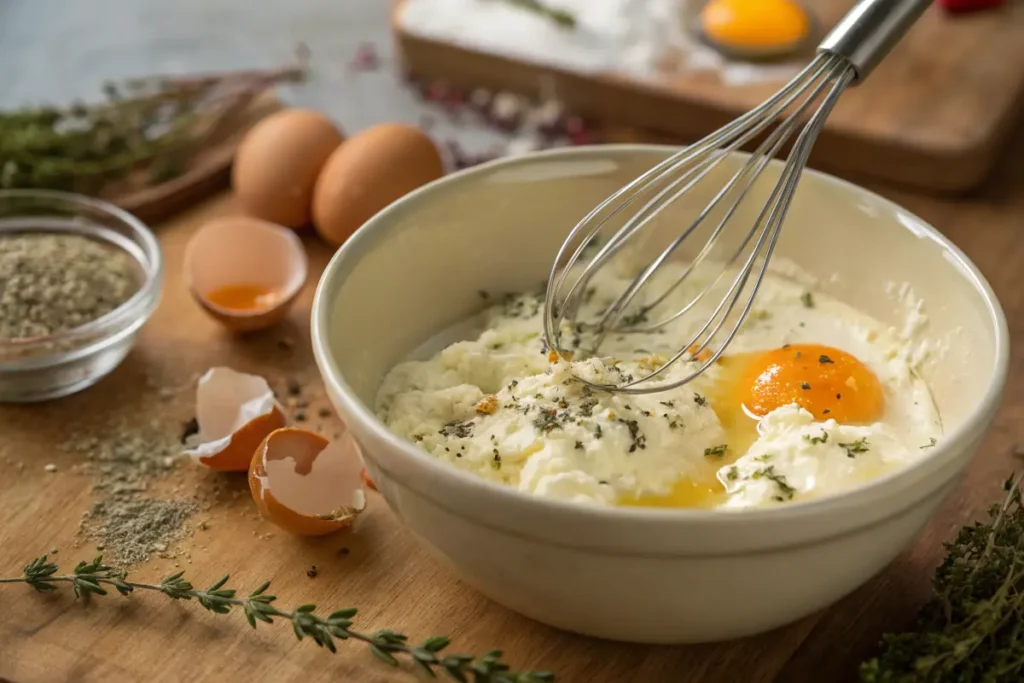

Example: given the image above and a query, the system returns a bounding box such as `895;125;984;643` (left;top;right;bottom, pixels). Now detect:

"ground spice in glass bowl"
0;190;163;403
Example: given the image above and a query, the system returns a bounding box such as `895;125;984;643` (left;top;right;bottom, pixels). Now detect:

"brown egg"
232;109;344;229
312;123;444;247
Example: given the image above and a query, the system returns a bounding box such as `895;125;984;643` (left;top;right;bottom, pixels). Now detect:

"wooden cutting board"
4;138;1024;681
394;0;1024;194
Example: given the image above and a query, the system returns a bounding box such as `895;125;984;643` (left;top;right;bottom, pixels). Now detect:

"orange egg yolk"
737;344;884;423
701;0;811;51
205;283;279;312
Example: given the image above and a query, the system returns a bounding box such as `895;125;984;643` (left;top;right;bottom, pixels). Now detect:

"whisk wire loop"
543;51;860;395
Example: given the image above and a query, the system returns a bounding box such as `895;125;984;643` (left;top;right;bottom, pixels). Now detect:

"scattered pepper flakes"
306;565;318;578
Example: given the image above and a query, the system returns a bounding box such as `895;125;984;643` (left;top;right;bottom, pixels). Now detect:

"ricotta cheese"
375;262;941;510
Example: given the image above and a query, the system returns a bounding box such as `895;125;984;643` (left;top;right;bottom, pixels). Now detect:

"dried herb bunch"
0;556;553;682
0;59;306;196
861;474;1024;682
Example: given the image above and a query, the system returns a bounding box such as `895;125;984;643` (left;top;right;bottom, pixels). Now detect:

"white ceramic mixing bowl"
311;146;1007;644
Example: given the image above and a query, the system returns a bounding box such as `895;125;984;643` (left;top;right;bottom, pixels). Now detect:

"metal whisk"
543;0;931;395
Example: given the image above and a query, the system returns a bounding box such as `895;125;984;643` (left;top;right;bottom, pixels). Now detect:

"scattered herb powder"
0;233;139;341
65;419;198;567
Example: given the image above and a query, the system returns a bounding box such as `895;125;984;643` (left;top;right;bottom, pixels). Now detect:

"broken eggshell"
249;428;366;536
184;216;308;333
183;367;287;471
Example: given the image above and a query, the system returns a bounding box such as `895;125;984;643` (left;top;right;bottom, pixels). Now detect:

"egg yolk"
737;344;884;423
701;0;811;51
205;283;279;312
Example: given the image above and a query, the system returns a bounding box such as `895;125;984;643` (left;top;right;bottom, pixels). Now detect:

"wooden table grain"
2;136;1024;682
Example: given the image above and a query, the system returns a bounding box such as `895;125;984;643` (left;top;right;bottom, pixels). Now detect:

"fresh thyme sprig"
861;473;1024;682
1;555;554;682
0;55;307;196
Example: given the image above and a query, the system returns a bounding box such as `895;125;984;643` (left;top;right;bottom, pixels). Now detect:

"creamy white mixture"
376;262;941;510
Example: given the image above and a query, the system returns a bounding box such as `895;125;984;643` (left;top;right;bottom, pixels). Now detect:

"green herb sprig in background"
497;0;576;28
0;555;553;682
861;474;1024;682
0;59;306;196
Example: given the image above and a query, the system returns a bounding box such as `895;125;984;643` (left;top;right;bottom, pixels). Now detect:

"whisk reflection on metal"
543;0;932;395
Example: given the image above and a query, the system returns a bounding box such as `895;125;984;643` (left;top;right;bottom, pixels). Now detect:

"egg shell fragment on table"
249;428;367;537
184;216;308;333
312;122;444;247
183;367;287;472
232;108;345;228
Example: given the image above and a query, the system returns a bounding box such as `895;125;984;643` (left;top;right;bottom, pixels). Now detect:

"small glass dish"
0;190;163;403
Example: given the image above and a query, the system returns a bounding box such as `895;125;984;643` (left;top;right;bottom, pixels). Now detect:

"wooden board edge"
391;8;1019;195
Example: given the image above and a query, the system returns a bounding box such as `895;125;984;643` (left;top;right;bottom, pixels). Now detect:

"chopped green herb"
804;431;829;445
752;465;796;501
725;466;739;482
439;420;474;439
694;394;708;407
839;438;869;458
532;409;564;433
621;308;649;328
819;355;833;364
578;397;598;417
801;292;815;308
617;419;646;453
704;444;728;458
801;382;811;390
920;437;938;449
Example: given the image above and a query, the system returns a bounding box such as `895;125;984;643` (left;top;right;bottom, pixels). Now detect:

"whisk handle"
818;0;932;83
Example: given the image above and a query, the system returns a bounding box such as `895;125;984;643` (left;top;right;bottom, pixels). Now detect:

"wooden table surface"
2;134;1024;683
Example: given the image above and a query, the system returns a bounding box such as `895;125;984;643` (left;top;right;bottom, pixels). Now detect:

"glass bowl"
0;190;163;403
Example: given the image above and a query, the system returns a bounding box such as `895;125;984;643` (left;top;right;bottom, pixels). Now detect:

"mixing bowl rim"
312;144;1009;526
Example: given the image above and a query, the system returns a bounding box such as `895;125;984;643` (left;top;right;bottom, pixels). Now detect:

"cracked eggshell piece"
183;367;287;471
248;428;366;536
